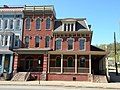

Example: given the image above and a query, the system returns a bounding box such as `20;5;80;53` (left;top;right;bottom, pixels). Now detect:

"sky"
0;0;120;45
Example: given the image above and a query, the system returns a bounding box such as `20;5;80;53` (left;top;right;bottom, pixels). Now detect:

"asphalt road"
0;85;117;90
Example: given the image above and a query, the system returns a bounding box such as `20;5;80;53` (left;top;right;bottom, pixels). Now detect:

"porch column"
1;54;5;73
61;54;63;73
89;54;91;74
47;54;50;73
13;53;18;74
75;54;77;74
42;54;48;81
9;54;13;74
106;57;109;77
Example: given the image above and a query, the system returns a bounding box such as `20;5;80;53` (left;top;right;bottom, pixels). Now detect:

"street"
0;85;117;90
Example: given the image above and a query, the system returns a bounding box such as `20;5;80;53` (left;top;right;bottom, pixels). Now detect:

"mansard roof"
54;18;91;32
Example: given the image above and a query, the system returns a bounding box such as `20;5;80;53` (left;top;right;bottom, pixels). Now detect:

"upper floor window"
36;18;41;30
63;23;75;31
5;35;8;46
45;36;50;48
79;38;86;50
16;19;20;30
46;18;51;29
71;24;73;31
25;18;30;30
64;24;66;31
15;35;19;47
35;36;39;47
68;24;70;31
0;19;2;29
1;35;3;45
4;19;8;29
55;38;62;50
25;36;29;48
9;20;13;29
68;38;74;50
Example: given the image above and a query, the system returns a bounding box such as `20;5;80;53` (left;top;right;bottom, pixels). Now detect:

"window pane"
35;36;39;47
71;24;73;31
68;57;74;67
46;18;50;29
0;55;2;65
4;20;8;29
26;18;30;29
79;39;85;50
36;18;41;29
64;24;66;31
25;36;29;48
68;24;70;31
1;35;3;45
68;39;73;50
56;57;61;67
55;39;61;50
45;36;50;48
9;20;13;29
5;36;8;45
16;20;20;30
15;36;19;47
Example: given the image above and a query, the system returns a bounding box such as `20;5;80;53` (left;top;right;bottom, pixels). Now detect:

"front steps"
11;72;30;81
93;75;108;83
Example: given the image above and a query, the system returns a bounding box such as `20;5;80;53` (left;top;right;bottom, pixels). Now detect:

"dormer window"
63;22;75;31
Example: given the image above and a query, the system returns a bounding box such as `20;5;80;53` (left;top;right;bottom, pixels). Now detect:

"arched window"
68;38;74;50
9;19;13;29
25;36;29;48
55;38;62;50
56;57;61;67
25;18;30;29
45;36;50;48
36;18;41;30
35;36;39;47
68;57;74;67
46;18;51;29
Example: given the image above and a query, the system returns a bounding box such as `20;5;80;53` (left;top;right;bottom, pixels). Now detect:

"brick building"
0;5;108;81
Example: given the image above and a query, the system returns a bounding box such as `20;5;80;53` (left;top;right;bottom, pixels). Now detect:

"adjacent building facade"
0;5;108;81
0;6;23;76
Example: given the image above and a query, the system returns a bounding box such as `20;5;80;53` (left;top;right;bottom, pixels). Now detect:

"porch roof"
0;50;13;54
13;48;51;54
48;51;107;55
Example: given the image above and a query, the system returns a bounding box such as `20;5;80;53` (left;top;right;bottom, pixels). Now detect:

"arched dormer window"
46;18;51;30
25;18;31;30
36;18;41;30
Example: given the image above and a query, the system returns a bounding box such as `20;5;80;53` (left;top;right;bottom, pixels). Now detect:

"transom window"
79;38;85;50
35;36;39;47
68;38;74;50
46;18;51;29
36;18;41;30
25;18;31;29
9;20;13;29
25;36;29;48
55;38;62;50
45;36;50;48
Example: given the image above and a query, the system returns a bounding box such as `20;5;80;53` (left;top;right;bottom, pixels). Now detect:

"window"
36;18;41;30
68;24;70;31
56;57;61;67
68;38;74;50
80;57;85;67
64;24;66;31
46;18;51;29
9;20;13;29
1;35;3;45
68;57;74;67
55;38;62;50
25;18;30;29
0;55;2;65
4;19;8;29
5;36;8;46
79;38;85;50
0;19;2;29
16;20;20;30
45;36;50;48
35;36;39;47
25;36;29;48
71;24;73;31
15;35;19;47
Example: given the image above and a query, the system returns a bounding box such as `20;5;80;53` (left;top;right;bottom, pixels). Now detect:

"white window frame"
9;19;14;30
16;19;21;30
79;38;86;51
67;38;74;51
0;19;2;30
4;19;8;29
14;34;20;48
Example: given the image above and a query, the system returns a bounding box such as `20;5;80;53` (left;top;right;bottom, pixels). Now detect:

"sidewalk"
0;81;120;89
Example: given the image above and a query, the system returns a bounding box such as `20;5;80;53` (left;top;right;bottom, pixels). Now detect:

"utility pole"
114;32;118;75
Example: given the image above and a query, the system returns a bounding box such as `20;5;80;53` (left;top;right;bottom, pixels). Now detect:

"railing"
77;68;89;73
63;67;75;73
50;67;61;72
